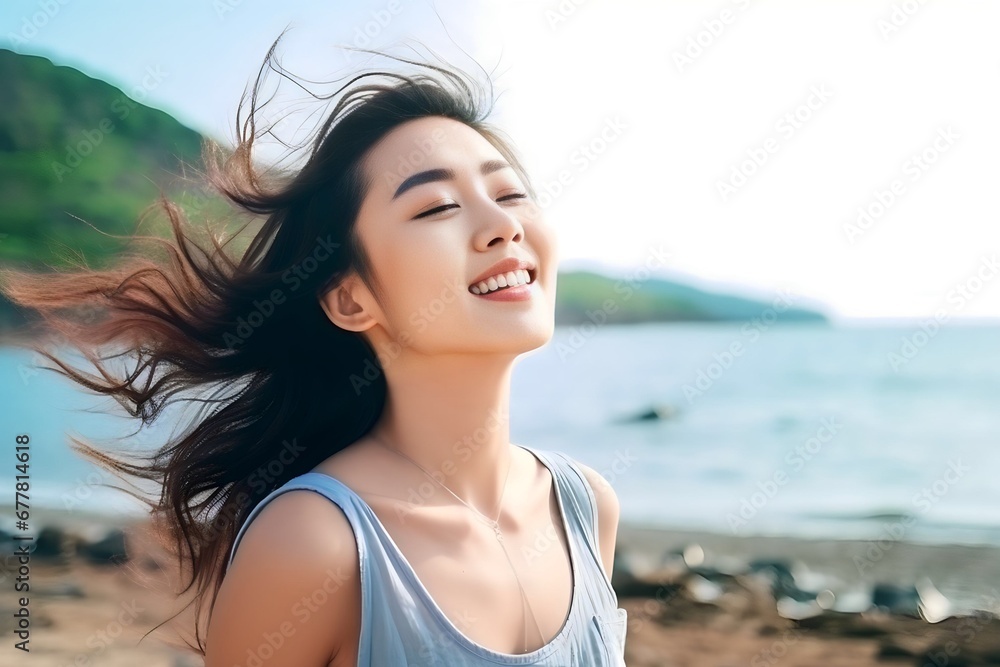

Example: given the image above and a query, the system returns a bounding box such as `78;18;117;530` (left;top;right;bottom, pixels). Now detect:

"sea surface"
2;322;998;547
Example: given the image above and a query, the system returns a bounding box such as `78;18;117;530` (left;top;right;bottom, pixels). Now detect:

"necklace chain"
368;432;545;653
372;432;510;539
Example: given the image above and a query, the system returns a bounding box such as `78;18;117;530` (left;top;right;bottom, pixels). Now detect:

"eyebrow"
391;159;513;201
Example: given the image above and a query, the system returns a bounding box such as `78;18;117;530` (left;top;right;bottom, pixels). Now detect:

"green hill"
0;49;829;332
0;48;224;269
555;270;828;325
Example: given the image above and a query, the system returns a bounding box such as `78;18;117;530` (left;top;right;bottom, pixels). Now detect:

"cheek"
532;220;559;264
532;225;559;298
546;225;560;258
379;228;439;280
383;238;463;318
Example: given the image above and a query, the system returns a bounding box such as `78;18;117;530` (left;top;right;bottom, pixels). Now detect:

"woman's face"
331;115;558;357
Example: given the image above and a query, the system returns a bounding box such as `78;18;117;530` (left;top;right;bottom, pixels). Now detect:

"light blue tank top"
227;444;628;666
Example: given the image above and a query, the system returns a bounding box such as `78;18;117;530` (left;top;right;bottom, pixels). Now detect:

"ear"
319;275;378;333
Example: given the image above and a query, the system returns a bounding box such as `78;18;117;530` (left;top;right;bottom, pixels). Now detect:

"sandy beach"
3;514;1000;666
613;523;1000;666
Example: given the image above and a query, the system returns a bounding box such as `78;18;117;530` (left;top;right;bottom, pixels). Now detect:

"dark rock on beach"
76;527;130;565
33;525;70;560
872;582;921;617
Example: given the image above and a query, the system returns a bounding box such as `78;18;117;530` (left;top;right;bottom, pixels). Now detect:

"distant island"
554;269;827;325
0;48;829;333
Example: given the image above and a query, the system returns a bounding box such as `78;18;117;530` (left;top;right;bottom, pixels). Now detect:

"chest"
364;484;577;655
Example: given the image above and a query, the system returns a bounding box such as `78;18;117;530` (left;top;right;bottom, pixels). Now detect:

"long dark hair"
0;33;537;654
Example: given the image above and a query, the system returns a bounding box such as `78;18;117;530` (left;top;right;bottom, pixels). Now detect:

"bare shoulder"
205;489;361;667
571;459;621;529
569;458;620;580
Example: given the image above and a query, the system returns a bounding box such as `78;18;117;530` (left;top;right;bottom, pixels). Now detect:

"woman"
1;36;627;666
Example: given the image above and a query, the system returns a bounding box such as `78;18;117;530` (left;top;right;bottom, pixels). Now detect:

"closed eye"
500;192;529;204
414;203;458;219
413;192;529;219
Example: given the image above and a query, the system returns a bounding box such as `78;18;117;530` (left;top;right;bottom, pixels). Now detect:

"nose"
474;197;525;249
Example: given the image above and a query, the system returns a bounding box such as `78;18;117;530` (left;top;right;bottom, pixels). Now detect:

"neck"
368;350;516;515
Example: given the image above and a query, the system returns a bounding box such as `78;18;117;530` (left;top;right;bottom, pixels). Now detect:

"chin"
521;320;556;351
484;324;554;355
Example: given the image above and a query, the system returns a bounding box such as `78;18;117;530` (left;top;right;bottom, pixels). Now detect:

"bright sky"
3;0;999;322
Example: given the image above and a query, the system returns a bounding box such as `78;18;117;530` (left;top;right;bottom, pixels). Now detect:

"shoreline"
612;521;1000;666
8;505;997;612
5;514;1000;665
616;521;1000;615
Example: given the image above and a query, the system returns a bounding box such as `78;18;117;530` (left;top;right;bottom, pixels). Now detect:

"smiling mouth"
469;268;537;295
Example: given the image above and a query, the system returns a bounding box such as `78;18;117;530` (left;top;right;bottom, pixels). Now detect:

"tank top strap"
227;472;371;570
517;445;618;606
226;472;415;665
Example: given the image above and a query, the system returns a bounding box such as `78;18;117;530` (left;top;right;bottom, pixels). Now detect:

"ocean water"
2;322;998;547
510;321;1000;547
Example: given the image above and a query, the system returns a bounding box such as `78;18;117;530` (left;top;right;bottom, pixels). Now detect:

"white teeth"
470;269;532;294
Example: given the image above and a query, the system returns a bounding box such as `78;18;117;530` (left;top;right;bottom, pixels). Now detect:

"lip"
472;281;535;301
468;257;537;292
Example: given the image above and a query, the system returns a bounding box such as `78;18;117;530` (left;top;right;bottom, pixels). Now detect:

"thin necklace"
369;432;546;654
